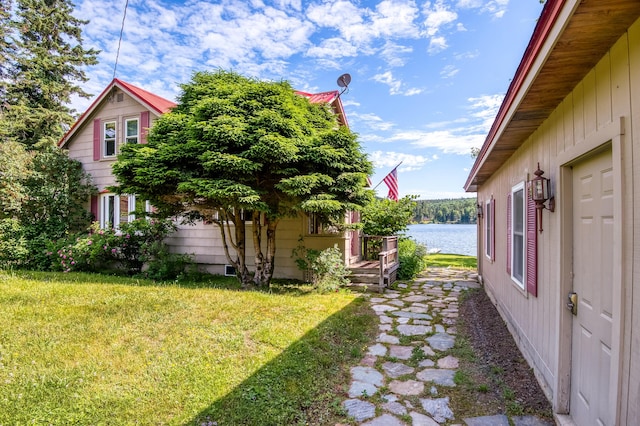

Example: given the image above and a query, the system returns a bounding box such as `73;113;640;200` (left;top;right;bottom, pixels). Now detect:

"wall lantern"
529;163;555;233
476;203;483;218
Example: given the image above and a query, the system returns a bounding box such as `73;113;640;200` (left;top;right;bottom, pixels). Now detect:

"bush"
0;219;28;269
50;219;192;279
397;237;427;280
293;242;350;292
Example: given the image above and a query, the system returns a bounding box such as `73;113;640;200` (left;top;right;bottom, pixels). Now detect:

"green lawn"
426;253;477;269
0;271;377;425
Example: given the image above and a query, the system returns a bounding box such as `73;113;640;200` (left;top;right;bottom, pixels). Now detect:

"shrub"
0;218;28;269
397;237;427;280
293;242;350;292
50;219;191;279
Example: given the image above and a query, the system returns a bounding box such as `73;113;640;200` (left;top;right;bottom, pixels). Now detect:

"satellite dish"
337;73;351;88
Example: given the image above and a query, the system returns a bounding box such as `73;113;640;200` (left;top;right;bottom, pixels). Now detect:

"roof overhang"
465;0;640;192
58;79;176;149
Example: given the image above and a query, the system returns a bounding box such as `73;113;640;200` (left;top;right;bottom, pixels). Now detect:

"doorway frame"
554;117;626;424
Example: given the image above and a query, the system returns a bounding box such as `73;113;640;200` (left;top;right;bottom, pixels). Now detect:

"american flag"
383;167;399;201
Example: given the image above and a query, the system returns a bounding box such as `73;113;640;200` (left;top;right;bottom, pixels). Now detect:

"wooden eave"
465;0;640;192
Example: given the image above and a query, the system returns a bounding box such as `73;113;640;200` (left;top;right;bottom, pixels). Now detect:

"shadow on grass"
6;270;324;296
186;297;377;426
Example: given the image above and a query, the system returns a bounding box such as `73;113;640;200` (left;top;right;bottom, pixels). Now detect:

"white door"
570;148;616;425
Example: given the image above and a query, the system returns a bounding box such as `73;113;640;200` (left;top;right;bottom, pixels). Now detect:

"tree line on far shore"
412;197;477;224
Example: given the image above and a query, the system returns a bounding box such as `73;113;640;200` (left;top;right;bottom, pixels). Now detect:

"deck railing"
362;235;399;290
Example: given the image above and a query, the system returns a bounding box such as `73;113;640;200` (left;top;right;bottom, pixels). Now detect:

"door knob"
567;292;577;316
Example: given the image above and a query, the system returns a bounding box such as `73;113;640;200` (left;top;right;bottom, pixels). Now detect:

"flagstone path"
339;267;553;426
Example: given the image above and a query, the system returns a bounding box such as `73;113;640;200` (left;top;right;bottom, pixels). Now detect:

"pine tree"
1;0;99;147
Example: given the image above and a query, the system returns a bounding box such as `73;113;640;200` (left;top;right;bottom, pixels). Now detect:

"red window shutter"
140;111;150;144
490;198;496;261
90;195;98;221
526;189;538;296
506;193;511;275
93;119;101;160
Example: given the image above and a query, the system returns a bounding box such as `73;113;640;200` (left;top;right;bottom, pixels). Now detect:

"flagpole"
371;161;403;190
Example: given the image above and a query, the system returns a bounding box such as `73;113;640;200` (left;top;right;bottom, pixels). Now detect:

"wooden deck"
347;236;399;292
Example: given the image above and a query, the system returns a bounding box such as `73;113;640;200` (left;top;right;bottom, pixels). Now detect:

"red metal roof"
58;79;176;148
295;90;348;127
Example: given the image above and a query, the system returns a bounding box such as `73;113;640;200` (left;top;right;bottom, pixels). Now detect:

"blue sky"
70;0;545;200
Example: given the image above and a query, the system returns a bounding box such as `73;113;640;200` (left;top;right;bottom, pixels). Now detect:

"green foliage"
412;198;478;224
0;0;99;147
112;70;373;287
0;219;28;268
397;237;428;280
50;219;188;279
293;241;350;293
18;147;96;269
361;196;416;236
0;141;32;218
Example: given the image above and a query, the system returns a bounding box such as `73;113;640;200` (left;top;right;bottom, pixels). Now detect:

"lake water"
405;224;477;257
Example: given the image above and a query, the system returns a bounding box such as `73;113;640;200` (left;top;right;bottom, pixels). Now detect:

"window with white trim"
511;182;526;289
125;118;139;144
103;121;116;157
100;193;150;229
485;199;492;259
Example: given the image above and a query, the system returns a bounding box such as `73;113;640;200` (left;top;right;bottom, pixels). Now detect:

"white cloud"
428;36;448;54
350;112;395;131
372;71;422;96
373;71;403;95
440;64;459;79
457;0;510;19
306;38;359;58
423;1;458;37
380;41;414;67
369;151;432;171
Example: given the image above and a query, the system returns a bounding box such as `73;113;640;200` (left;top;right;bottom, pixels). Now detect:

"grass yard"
0;271;377;425
426;253;477;269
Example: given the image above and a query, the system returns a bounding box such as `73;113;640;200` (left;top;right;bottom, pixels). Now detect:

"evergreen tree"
113;70;373;287
0;0;99;147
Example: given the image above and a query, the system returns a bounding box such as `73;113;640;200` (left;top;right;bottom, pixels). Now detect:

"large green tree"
0;0;98;147
113;70;373;287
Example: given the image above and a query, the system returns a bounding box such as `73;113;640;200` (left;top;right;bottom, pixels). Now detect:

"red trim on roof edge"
58;79;176;148
464;0;564;192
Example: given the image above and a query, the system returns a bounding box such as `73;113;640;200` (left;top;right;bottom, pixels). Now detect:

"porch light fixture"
529;163;555;233
476;203;483;218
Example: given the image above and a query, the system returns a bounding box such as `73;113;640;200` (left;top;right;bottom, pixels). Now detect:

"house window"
308;213;323;235
100;193;150;229
103;121;116;157
485;199;492;259
100;193;120;229
125;118;139;144
511;182;526;288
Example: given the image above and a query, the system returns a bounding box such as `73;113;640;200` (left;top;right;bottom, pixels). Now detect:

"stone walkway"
340;267;553;426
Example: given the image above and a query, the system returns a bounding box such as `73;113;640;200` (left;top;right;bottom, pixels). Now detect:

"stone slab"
397;324;432;336
362;413;406;426
437;355;459;369
388;379;424;396
420;397;454;423
377;333;400;344
409;412;440;426
388;345;413;360
391;311;432;320
349;381;378;398
426;333;455;351
368;343;388;356
464;415;510;426
382;401;407;416
343;399;375;422
351;366;384;386
382;361;415;378
416;368;456;386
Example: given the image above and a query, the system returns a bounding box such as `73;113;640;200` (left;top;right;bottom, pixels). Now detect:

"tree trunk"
252;213;278;287
216;209;251;288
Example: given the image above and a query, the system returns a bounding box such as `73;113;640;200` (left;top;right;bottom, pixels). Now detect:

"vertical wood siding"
477;19;640;419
